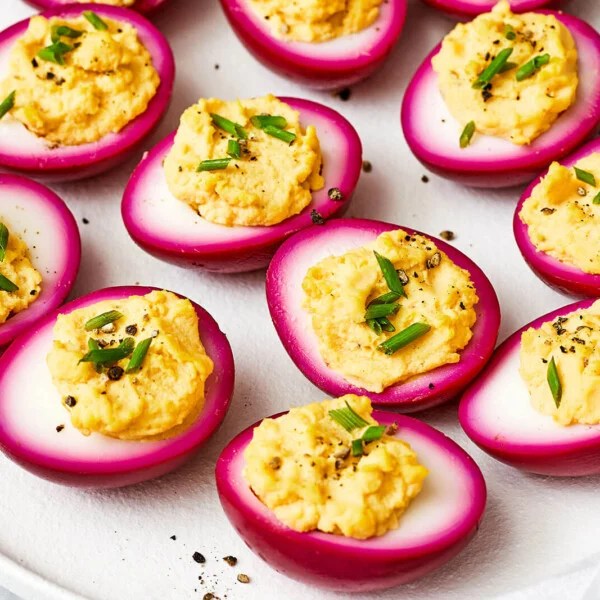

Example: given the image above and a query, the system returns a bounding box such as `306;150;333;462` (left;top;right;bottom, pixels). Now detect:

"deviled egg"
514;136;600;297
0;174;80;349
459;299;600;476
25;0;171;16
122;95;362;273
219;0;407;88
0;286;234;488
422;0;558;20
0;4;175;182
266;218;500;411
217;395;486;592
402;1;600;187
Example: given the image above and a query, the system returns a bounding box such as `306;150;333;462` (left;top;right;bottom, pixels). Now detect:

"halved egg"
266;218;500;411
219;0;407;89
422;0;559;19
0;4;175;182
401;10;600;188
0;286;234;488
514;136;600;297
24;0;171;16
0;174;80;349
459;299;600;476
122;97;362;273
216;408;486;592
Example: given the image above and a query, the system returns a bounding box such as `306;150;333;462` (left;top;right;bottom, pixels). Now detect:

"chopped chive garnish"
574;167;596;187
88;338;100;351
516;54;550;81
197;158;231;172
368;291;401;306
328;400;369;432
0;91;15;121
250;114;287;129
362;425;386;443
373;251;406;297
0;273;18;293
593;191;600;205
84;310;123;331
473;47;513;88
37;41;73;65
262;125;296;144
351;439;364;457
0;223;8;262
126;337;152;373
377;322;431;356
79;337;135;366
498;61;517;74
51;25;83;43
377;317;396;333
364;303;399;321
227;139;241;159
210;113;248;140
367;318;382;335
83;10;108;31
504;24;516;40
460;121;476;149
547;357;562;408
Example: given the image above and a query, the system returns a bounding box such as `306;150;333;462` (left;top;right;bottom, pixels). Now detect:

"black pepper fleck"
362;160;372;173
65;396;77;407
125;324;138;336
421;175;429;183
223;556;238;567
311;209;325;225
336;87;351;101
82;218;89;224
56;424;65;432
237;574;250;584
192;552;206;564
108;366;124;381
439;230;455;241
328;187;344;201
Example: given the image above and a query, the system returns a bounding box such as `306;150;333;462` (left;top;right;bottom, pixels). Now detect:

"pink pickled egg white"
266;218;500;411
514;136;600;297
0;4;175;182
0;286;235;488
421;0;559;19
122;97;362;273
219;0;407;88
24;0;170;15
216;410;486;592
0;174;80;349
459;298;600;476
401;11;600;188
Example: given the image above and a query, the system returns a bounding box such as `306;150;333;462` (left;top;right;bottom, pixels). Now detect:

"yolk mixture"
243;395;427;539
432;1;578;145
520;300;600;426
302;229;478;393
0;222;41;324
248;0;384;43
164;95;324;227
47;290;214;440
520;153;600;274
0;15;160;146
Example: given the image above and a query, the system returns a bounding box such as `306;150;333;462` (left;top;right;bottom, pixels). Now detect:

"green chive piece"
126;337;153;373
460;121;476;149
88;338;100;351
362;425;386;443
592;191;600;205
367;318;383;335
516;54;550;81
210;113;248;140
373;251;406;296
227;139;241;159
473;47;513;88
574;167;596;187
351;439;364;457
84;310;123;331
262;125;296;144
0;223;9;263
498;61;517;74
328;400;369;432
377;322;431;356
79;337;135;366
377;317;396;333
250;114;288;129
0;91;15;121
364;303;399;321
547;357;562;408
368;291;401;306
37;41;73;65
51;25;83;43
504;24;516;40
83;11;108;31
197;158;231;172
0;273;18;293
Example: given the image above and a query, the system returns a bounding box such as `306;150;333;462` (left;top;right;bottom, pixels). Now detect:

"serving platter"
0;0;599;598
